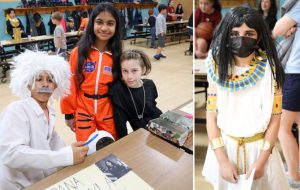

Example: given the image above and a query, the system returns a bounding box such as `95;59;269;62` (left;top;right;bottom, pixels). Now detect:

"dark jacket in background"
26;13;39;36
264;15;277;31
148;15;156;28
133;9;143;31
127;8;134;28
71;10;81;31
33;13;46;35
35;21;46;35
48;15;56;35
119;9;127;39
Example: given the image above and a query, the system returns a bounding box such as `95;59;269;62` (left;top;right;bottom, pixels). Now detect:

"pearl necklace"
127;81;145;119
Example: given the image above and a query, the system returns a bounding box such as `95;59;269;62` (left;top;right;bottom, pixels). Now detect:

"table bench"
145;31;188;47
129;31;151;44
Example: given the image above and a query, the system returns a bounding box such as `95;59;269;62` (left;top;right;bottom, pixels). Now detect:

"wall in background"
0;0;284;41
0;0;172;41
194;0;285;19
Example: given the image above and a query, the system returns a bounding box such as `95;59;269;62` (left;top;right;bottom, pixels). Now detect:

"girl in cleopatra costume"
60;3;123;141
109;49;162;138
202;7;290;189
0;51;88;190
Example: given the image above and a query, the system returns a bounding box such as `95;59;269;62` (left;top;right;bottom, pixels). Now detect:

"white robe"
0;97;73;190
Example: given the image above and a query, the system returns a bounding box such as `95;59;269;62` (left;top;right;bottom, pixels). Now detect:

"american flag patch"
103;66;112;75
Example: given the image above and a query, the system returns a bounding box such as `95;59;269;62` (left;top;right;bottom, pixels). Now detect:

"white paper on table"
194;59;206;74
227;168;256;190
179;102;193;116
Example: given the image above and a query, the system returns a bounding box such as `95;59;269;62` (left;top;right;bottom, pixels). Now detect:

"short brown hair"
148;9;153;15
120;49;151;75
51;12;62;21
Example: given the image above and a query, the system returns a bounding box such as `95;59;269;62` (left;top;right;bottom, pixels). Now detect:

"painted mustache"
37;87;53;93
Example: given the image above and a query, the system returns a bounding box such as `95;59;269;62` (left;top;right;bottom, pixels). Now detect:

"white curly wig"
9;50;71;100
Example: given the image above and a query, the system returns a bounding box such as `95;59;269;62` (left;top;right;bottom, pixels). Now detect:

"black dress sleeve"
150;80;163;117
18;18;25;31
109;82;128;139
40;22;46;35
113;104;128;139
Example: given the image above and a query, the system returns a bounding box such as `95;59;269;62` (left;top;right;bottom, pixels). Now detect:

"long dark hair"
175;3;183;13
76;2;122;88
258;0;277;17
204;0;221;12
210;7;283;88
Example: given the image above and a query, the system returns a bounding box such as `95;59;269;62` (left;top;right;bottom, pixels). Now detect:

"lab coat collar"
25;97;55;118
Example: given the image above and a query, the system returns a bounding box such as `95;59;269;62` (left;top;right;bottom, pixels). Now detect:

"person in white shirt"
0;50;89;190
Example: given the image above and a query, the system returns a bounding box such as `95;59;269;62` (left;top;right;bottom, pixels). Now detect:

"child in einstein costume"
202;7;290;190
0;50;89;190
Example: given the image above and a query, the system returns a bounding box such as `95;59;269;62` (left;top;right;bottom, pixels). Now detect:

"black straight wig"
210;7;283;88
76;2;123;88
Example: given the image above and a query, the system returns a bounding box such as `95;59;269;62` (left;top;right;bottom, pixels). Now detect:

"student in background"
51;12;67;54
258;0;277;31
195;0;221;59
66;17;78;50
175;3;184;21
153;4;167;61
167;0;176;21
0;51;88;190
273;1;300;188
202;7;289;189
6;8;27;39
78;11;89;35
60;3;123;142
33;13;46;36
109;49;162;139
147;9;156;49
66;17;76;32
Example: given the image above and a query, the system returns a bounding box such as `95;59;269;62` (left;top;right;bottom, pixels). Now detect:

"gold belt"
226;132;264;175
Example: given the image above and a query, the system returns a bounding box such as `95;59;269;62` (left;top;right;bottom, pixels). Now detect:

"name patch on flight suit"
103;66;112;75
83;62;96;72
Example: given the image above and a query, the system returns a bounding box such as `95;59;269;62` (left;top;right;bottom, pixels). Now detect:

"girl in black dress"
257;0;277;31
175;3;184;21
109;49;162;139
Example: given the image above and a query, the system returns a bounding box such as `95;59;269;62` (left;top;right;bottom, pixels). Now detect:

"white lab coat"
0;97;73;190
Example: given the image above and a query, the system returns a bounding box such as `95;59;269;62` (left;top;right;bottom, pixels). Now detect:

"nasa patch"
83;62;96;72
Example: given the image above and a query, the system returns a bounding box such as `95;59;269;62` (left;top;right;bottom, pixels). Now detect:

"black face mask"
230;36;259;58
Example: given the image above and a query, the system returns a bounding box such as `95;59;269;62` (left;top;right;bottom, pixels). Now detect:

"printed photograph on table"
195;0;300;190
96;154;131;182
0;0;193;190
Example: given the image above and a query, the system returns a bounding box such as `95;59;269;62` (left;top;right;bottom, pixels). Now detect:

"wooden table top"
135;20;188;27
0;32;80;47
194;59;206;76
0;35;53;47
25;129;193;190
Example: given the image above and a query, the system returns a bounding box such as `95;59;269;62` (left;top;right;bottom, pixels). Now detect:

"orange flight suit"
79;18;89;31
61;47;117;141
